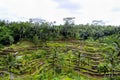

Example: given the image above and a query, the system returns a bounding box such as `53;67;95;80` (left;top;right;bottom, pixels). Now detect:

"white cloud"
0;0;120;25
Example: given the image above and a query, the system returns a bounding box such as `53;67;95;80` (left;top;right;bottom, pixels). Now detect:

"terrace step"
91;60;100;65
74;67;98;74
27;48;38;50
83;72;120;77
90;57;103;61
2;48;16;52
91;65;98;70
0;52;10;55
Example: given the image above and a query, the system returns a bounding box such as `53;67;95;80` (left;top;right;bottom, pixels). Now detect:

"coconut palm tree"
66;50;74;71
47;47;65;77
73;51;81;79
6;53;16;80
103;41;120;80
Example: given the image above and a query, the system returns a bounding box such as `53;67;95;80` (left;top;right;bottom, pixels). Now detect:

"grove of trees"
0;20;120;46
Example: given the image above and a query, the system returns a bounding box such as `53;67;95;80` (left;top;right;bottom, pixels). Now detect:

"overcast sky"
0;0;120;25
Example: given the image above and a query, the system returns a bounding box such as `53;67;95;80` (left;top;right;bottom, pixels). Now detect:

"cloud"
112;7;120;12
52;0;81;14
0;0;120;25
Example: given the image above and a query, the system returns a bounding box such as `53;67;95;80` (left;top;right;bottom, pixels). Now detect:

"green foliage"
0;26;14;45
98;63;108;74
47;47;65;75
102;41;120;80
0;20;120;45
0;44;3;50
0;20;120;80
33;34;39;46
83;46;97;52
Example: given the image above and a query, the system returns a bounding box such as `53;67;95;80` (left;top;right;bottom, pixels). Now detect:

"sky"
0;0;120;25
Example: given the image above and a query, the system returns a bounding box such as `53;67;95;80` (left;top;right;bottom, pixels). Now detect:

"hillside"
0;38;119;80
0;21;120;80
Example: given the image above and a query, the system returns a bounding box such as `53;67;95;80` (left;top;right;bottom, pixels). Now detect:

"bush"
0;44;3;50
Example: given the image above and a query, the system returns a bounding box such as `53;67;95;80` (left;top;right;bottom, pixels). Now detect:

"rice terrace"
0;19;120;80
0;0;120;80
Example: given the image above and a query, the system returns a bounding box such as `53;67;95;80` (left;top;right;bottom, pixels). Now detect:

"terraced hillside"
0;41;120;80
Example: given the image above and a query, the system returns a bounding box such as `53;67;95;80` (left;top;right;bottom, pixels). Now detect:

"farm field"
0;40;120;80
0;20;120;80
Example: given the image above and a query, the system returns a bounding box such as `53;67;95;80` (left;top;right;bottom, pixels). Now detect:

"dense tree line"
0;20;120;45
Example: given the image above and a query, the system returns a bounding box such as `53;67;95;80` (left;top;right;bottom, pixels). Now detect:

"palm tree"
75;52;81;69
73;51;81;79
47;47;65;77
6;53;16;80
67;50;74;71
104;41;120;80
114;41;120;56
